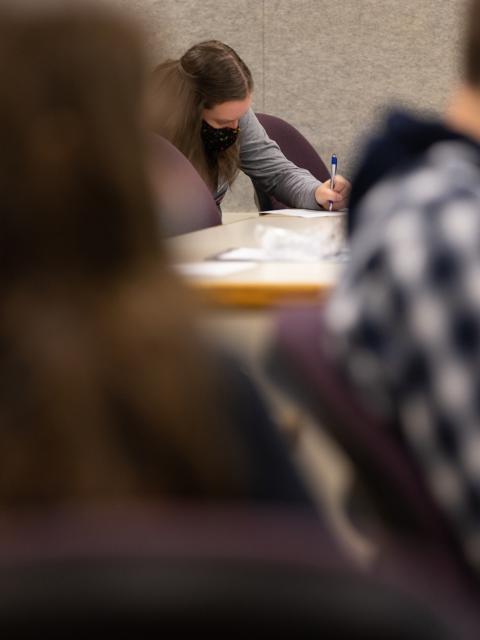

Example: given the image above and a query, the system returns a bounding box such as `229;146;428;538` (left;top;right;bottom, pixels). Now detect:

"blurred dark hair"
465;0;480;85
150;40;253;190
0;3;247;505
0;1;159;285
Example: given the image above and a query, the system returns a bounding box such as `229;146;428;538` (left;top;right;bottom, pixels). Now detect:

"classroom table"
167;213;347;308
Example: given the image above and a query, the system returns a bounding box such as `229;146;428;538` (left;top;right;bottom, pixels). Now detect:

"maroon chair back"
255;113;330;211
149;135;221;236
0;504;464;638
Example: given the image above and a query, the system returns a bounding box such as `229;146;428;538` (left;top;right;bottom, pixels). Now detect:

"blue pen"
329;154;337;211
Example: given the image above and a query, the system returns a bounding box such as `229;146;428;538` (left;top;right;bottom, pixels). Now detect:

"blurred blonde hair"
0;2;246;505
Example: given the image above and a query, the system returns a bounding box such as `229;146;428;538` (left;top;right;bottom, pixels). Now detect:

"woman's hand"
314;175;351;210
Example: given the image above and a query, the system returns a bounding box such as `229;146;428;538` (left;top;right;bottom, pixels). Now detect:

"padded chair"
265;304;480;600
149;134;221;236
254;113;330;211
0;504;461;638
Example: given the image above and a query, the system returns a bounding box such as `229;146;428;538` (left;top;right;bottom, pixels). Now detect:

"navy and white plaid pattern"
325;139;480;572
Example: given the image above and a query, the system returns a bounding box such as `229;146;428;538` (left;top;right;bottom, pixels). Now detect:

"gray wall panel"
116;0;264;106
264;0;463;181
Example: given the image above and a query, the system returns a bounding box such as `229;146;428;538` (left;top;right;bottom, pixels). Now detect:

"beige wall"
117;0;465;211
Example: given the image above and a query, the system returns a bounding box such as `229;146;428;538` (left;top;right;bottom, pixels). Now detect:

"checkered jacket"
325;135;480;574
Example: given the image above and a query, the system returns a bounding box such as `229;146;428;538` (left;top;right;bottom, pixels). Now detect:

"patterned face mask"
201;120;240;154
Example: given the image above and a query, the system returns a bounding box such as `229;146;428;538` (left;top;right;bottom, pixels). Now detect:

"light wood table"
167;213;346;308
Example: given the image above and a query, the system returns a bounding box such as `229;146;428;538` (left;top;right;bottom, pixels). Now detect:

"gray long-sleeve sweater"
214;109;322;210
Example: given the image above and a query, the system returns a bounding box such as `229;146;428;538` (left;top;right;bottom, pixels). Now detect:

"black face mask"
201;120;240;154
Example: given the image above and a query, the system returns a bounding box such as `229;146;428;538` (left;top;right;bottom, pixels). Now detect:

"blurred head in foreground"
0;1;247;505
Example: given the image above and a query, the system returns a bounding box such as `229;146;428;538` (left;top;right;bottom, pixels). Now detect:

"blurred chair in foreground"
0;505;461;639
254;113;330;211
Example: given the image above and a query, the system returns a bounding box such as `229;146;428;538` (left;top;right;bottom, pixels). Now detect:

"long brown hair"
0;3;247;505
0;1;159;285
150;40;253;190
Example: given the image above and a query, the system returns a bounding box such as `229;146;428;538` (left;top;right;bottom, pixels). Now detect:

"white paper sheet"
212;246;349;264
173;261;256;278
264;208;346;218
213;247;267;261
